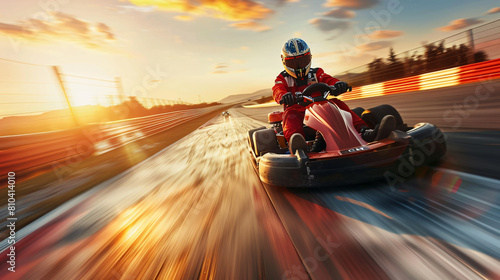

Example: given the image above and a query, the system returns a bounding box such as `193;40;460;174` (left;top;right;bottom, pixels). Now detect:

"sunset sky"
1;0;499;104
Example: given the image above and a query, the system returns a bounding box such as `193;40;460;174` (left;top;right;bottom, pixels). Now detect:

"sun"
67;83;114;107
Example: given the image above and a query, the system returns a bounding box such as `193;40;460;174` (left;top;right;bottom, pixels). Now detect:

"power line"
0;81;51;85
65;81;118;89
0;57;48;67
61;74;115;83
0;93;61;96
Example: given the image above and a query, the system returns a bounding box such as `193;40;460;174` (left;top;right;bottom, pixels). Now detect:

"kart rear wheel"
253;129;278;156
248;126;266;155
351;107;365;118
365;104;406;130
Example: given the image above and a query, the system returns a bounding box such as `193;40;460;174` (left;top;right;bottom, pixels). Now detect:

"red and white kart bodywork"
248;83;446;187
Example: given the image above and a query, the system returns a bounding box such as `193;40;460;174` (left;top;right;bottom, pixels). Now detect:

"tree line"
340;42;488;87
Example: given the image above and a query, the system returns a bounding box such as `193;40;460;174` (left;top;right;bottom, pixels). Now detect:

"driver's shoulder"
279;70;289;78
277;71;296;87
312;67;325;74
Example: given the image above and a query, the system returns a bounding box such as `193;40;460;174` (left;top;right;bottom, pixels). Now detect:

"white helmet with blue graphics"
281;38;312;80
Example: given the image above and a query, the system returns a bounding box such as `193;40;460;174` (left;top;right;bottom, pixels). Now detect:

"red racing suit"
272;67;366;141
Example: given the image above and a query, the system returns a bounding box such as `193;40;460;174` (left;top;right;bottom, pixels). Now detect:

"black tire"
407;123;447;165
253;129;278;156
366;104;406;130
351;107;365;118
248;126;266;155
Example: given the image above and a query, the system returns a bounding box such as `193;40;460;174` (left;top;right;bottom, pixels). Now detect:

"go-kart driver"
272;38;395;153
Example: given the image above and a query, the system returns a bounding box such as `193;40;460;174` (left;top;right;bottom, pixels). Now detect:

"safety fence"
0;128;90;181
93;106;221;155
0;56;221;183
0;105;224;182
0;58;192;136
339;58;500;101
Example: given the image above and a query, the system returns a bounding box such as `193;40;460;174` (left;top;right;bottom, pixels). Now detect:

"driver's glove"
334;81;349;94
280;92;296;105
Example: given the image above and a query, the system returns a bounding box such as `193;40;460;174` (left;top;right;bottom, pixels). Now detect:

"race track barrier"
0;129;92;181
340;58;500;101
0;106;222;182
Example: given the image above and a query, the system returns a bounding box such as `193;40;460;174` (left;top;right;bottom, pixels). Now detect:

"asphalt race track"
1;82;500;279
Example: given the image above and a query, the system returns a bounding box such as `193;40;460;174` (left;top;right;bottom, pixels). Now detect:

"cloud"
356;41;392;52
309;18;351;32
0;12;116;50
486;7;500;14
212;69;248;74
213;63;228;69
362;30;403;39
240;46;249;50
276;0;301;5
174;15;194;21
96;23;115;40
118;5;156;13
229;21;271;32
211;61;247;74
324;0;379;10
438;18;484;31
126;0;274;21
0;22;33;36
322;8;355;19
54;12;90;34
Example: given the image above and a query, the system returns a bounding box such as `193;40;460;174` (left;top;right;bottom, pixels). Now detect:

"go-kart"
247;83;446;187
222;111;230;121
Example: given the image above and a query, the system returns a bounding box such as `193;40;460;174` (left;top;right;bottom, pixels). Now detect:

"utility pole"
467;29;475;64
53;66;79;127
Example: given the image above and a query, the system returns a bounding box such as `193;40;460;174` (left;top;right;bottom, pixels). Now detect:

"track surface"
1;83;500;279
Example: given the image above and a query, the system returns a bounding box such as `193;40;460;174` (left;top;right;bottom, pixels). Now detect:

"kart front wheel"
253;129;278;156
248;126;266;155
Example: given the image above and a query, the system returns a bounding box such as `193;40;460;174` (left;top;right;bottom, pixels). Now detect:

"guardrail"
0;106;222;183
340;58;500;101
93;107;218;154
0;129;92;181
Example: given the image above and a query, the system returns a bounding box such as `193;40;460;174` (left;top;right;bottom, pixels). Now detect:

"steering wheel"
301;82;333;97
279;82;352;105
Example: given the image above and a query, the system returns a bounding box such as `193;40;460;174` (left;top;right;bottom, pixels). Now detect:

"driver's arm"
316;68;339;85
272;74;288;104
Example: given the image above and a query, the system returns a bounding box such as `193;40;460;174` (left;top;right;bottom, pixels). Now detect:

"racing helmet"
281;38;312;80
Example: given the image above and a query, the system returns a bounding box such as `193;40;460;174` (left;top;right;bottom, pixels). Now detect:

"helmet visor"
284;52;311;70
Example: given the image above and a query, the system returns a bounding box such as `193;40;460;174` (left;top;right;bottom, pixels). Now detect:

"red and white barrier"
340;58;500;101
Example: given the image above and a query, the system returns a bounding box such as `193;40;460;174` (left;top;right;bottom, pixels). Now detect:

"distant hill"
219;88;272;104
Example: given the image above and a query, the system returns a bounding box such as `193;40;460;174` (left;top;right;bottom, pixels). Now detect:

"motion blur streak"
1;105;500;279
0;113;304;279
